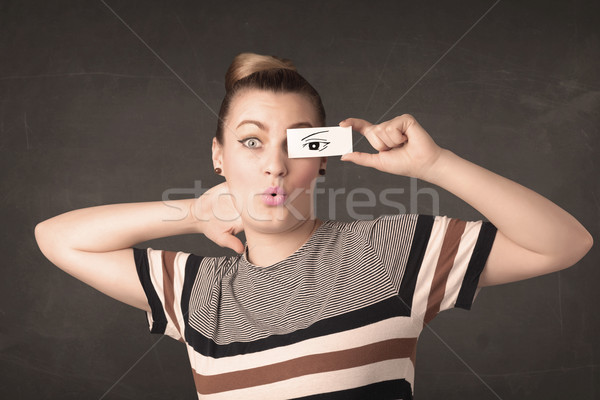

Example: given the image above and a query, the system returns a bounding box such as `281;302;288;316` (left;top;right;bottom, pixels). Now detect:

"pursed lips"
263;186;286;197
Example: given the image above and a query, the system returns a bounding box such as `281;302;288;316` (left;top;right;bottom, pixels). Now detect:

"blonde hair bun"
215;52;325;144
225;53;297;92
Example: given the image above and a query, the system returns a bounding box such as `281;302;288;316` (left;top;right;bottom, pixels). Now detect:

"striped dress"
133;214;497;399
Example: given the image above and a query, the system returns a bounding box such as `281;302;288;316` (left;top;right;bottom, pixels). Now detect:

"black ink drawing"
301;130;331;152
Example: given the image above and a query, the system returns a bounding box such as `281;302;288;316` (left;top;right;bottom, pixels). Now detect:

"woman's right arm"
34;183;244;312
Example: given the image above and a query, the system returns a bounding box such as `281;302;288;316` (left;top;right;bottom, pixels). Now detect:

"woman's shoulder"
325;214;420;232
137;247;241;276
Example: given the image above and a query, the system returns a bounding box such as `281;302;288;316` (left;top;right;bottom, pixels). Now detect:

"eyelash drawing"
301;130;331;152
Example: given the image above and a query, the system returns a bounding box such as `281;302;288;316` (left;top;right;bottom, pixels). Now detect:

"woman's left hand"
339;114;444;180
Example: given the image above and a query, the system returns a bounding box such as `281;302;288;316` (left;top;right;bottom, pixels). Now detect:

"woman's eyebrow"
237;120;266;130
236;120;314;130
289;121;314;129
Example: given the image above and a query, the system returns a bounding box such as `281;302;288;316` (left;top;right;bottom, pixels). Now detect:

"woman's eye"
239;138;261;149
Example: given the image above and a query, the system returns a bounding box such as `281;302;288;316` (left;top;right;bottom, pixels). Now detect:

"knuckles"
397;114;416;123
364;114;418;138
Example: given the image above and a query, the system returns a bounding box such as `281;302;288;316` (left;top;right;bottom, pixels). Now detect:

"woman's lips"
262;186;287;206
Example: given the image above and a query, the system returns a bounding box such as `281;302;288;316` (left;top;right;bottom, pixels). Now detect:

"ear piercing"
319;168;326;176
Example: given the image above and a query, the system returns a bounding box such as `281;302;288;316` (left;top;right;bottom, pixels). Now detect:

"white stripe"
411;216;450;323
198;358;413;400
146;248;184;341
441;220;482;311
172;251;187;336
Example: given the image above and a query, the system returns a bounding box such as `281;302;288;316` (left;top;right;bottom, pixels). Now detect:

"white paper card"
286;126;353;158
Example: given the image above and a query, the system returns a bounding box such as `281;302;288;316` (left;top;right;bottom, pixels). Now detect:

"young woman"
35;53;593;399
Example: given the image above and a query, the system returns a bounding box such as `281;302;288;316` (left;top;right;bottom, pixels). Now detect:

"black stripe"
291;379;413;400
185;295;408;358
455;221;498;309
397;214;433;315
133;247;168;334
181;253;203;343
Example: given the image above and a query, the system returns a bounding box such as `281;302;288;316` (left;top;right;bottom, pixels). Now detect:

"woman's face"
212;89;326;233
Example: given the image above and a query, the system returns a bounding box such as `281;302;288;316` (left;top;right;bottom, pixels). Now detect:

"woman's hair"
215;52;326;144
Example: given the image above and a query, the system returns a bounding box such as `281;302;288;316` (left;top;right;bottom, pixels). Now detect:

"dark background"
1;0;598;399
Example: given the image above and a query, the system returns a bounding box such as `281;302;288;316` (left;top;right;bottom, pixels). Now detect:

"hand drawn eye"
302;139;330;151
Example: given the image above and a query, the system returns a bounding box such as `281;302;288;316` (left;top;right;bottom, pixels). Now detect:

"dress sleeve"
370;214;497;322
132;247;199;343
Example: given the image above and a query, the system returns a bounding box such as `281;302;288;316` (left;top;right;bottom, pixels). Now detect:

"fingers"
390;114;418;133
340;152;380;169
341;117;389;152
340;117;371;132
340;117;408;152
220;233;245;254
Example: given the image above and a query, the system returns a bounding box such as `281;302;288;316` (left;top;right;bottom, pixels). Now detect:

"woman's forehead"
229;90;318;126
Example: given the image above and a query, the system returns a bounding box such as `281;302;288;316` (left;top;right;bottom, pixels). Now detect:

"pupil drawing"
301;130;331;152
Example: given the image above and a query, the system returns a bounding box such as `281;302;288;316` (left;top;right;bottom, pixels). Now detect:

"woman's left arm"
339;115;593;287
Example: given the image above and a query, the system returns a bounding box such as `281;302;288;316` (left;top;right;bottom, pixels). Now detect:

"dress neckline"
239;219;332;271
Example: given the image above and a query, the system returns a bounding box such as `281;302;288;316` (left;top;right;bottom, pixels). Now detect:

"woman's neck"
244;218;322;267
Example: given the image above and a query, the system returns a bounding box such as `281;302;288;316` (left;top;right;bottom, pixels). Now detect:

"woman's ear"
320;156;327;170
212;137;223;171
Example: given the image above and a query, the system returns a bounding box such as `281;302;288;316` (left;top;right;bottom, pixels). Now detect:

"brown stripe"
410;341;417;367
193;337;418;395
161;250;182;336
424;219;466;325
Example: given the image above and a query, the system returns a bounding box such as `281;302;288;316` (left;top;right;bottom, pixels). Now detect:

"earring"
318;168;326;176
214;167;222;175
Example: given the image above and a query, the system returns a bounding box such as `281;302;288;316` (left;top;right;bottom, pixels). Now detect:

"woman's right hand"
192;181;245;254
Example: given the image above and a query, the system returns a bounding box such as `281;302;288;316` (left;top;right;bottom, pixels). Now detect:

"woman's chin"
241;212;313;234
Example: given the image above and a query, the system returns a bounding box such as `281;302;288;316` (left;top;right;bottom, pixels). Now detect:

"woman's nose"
263;146;288;177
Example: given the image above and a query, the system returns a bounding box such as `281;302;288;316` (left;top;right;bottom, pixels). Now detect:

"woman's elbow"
581;229;594;257
34;221;51;255
35;220;61;259
561;228;593;270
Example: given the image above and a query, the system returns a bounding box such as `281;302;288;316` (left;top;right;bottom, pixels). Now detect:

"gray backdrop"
1;0;598;399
